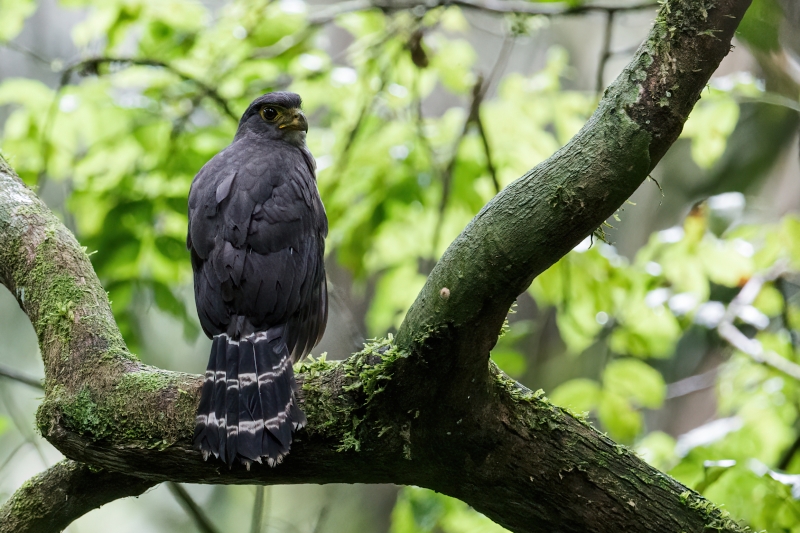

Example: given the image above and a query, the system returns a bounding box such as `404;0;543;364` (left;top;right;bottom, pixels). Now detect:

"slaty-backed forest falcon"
187;92;328;467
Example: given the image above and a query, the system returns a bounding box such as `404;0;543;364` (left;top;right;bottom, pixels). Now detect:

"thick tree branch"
0;460;155;533
0;0;753;531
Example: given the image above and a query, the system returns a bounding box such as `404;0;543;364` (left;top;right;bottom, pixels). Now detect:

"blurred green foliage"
1;0;800;532
391;486;507;533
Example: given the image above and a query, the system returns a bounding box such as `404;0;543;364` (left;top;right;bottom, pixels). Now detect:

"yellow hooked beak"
278;110;308;132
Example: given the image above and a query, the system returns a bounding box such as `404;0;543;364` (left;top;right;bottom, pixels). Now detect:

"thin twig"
472;35;513;196
322;33;399;201
61;57;236;120
166;482;221;533
474;112;500;194
36;55;237;191
308;0;659;24
595;10;615;93
251;28;316;59
431;35;512;256
778;276;800;350
431;75;487;257
0;40;52;66
0;364;43;389
665;367;718;399
778;429;800;470
250;486;265;533
0;386;48;467
717;262;800;381
312;506;329;533
0;441;30;475
35;68;69;191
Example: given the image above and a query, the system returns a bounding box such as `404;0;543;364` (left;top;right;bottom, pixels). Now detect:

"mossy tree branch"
0;0;752;531
0;460;154;533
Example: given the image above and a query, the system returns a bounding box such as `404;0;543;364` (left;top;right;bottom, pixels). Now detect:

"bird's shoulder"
192;137;316;200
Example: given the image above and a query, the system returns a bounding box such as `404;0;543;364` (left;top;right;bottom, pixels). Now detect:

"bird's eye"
260;106;279;121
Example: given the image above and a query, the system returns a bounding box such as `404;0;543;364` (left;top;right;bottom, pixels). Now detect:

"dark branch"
167;482;221;533
0;460;155;533
595;10;616;93
432;76;488;255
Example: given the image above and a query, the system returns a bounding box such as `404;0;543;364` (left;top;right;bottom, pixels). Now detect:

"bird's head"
235;92;308;146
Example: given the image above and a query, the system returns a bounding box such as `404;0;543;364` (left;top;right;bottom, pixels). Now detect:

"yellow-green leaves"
0;0;36;41
549;378;601;414
391;486;509;533
603;358;666;410
550;358;665;443
681;90;739;169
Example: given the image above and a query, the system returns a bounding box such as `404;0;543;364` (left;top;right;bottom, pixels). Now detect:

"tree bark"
0;460;154;533
0;0;752;531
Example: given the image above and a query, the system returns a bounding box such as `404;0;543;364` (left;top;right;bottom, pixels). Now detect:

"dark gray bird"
188;92;327;467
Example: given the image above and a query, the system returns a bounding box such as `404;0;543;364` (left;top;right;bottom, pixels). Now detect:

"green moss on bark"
297;337;406;453
38;369;198;448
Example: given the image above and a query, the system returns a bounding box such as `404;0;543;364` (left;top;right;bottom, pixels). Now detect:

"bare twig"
61;57;236;120
665;368;718;399
778;429;800;470
36;55;237;191
0;41;52;66
475;112;500;193
431;35;512;256
309;0;659;24
717;262;800;381
777;276;800;350
166;482;221;533
321;35;399;202
0;386;48;467
431;76;487;257
472;35;513;196
251;28;316;59
250;486;265;533
312;506;329;533
35;69;69;192
0;364;43;389
595;10;616;93
0;441;29;475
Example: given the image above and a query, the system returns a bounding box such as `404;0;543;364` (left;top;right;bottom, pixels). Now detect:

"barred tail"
193;326;305;467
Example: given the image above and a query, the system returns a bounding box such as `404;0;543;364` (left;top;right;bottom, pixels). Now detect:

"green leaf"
390;487;509;533
490;349;526;378
549;378;601;414
609;301;681;358
736;0;782;52
681;91;739;169
635;431;677;472
603;358;666;409
0;0;36;41
597;391;642;443
753;283;784;317
155;235;188;261
430;39;476;94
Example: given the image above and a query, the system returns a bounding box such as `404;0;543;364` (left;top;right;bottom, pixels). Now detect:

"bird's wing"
188;138;327;351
